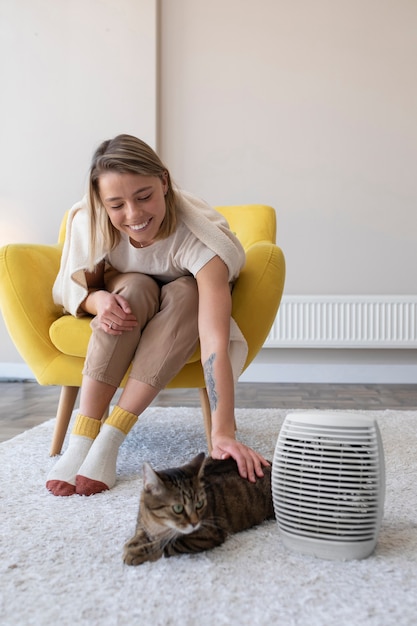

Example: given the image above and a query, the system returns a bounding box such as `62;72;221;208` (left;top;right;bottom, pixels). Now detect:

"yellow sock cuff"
106;406;138;435
72;414;101;439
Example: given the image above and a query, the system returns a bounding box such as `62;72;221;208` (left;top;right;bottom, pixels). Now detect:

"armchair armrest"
232;241;285;367
0;243;64;382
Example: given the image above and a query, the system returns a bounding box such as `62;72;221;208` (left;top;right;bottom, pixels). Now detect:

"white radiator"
265;295;417;348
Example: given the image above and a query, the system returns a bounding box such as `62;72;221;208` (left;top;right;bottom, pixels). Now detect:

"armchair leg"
50;386;79;456
199;388;212;453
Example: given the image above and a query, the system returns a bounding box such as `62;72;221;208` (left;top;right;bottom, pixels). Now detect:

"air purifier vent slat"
277;465;377;488
276;501;379;519
275;491;379;510
281;423;376;435
272;412;385;559
277;520;376;542
279;449;378;470
276;503;379;521
276;463;379;476
277;476;379;487
278;508;378;521
276;443;379;456
277;517;377;532
276;516;378;534
278;435;379;447
276;491;379;506
277;509;379;522
278;429;376;448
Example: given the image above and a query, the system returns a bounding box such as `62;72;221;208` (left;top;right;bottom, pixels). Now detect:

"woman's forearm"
80;289;105;316
203;350;236;439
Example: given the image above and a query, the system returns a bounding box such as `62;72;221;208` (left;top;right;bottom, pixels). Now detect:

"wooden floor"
1;380;416;444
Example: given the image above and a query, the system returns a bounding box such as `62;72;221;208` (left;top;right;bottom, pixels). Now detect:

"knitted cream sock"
75;406;138;496
46;414;101;497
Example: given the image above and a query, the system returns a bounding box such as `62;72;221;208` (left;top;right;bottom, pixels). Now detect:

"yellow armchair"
0;205;285;454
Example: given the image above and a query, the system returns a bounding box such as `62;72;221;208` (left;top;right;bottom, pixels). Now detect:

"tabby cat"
124;452;274;565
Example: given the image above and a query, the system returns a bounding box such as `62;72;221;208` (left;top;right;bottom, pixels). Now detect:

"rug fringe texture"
1;407;416;626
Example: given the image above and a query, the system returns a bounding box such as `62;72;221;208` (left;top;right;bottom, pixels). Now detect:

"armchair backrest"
216;204;276;250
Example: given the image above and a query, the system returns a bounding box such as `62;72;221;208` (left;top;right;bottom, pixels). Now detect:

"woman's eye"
137;194;151;202
195;500;204;510
110;204;123;210
172;504;184;514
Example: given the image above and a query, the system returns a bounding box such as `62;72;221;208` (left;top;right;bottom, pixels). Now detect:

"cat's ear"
142;462;164;494
190;452;206;475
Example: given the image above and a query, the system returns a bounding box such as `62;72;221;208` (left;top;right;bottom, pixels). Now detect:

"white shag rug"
1;407;416;626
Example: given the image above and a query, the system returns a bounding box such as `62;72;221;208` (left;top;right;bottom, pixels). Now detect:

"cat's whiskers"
198;516;229;536
156;531;178;554
151;526;178;543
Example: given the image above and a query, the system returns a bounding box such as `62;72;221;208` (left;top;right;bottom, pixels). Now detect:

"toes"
46;480;76;497
75;475;109;496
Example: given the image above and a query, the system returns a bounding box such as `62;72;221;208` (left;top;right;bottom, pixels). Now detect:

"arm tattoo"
203;353;218;412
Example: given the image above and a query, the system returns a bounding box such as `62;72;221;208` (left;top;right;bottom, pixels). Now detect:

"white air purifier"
272;412;385;560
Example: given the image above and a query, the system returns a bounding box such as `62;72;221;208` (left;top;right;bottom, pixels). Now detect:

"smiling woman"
46;134;269;500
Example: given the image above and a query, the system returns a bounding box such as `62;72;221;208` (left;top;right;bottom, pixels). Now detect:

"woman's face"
98;171;168;248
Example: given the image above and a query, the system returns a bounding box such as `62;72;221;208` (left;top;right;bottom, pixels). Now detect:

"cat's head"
140;453;207;536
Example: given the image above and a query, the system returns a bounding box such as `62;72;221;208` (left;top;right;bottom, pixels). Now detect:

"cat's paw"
123;537;163;566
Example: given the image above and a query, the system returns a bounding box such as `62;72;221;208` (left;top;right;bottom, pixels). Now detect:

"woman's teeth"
129;220;149;231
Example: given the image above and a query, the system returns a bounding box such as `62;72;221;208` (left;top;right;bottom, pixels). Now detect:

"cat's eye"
172;504;184;514
195;500;204;510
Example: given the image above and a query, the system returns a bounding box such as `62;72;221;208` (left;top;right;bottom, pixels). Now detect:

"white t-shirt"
108;220;221;284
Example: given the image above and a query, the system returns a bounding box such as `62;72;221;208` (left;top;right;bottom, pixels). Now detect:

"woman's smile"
127;218;152;232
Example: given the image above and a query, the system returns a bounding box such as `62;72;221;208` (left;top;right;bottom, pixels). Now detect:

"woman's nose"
125;202;137;219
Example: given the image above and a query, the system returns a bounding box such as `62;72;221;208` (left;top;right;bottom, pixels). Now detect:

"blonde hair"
87;134;178;269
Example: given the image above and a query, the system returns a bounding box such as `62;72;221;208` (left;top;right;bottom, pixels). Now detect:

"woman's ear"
161;171;169;195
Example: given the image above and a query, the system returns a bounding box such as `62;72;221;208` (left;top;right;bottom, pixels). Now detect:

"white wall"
159;0;417;296
158;0;417;383
0;0;157;368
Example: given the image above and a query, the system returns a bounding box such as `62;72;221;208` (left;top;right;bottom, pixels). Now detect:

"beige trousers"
82;271;199;390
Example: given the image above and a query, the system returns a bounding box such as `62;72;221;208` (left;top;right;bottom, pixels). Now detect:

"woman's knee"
106;271;160;313
161;276;199;312
160;277;199;339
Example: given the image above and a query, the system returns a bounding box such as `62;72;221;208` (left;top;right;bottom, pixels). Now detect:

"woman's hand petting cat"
210;435;270;483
